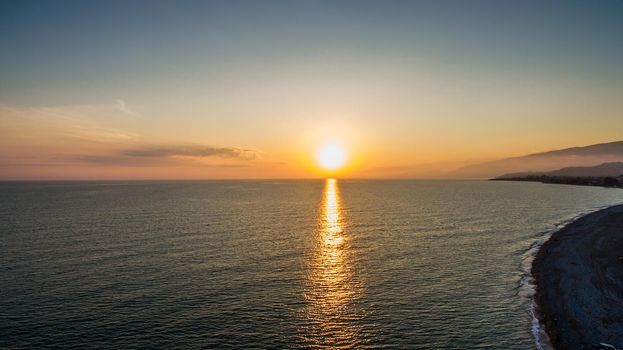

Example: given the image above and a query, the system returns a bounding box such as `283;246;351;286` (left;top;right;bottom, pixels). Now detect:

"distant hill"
498;162;623;179
453;141;623;178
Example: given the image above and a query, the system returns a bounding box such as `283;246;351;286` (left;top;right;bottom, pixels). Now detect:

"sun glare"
317;143;346;171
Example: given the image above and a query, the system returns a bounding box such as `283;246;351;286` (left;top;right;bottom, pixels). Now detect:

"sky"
1;0;623;179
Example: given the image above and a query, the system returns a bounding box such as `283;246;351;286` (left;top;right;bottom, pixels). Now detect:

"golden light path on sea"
303;178;362;348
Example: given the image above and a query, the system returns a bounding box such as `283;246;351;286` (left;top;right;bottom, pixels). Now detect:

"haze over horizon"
2;1;623;180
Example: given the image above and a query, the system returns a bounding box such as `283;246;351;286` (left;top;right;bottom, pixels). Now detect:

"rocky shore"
532;204;623;349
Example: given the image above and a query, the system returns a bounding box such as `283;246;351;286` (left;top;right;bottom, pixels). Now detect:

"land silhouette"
453;141;623;178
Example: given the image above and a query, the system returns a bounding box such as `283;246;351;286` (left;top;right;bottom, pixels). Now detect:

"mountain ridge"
453;141;623;178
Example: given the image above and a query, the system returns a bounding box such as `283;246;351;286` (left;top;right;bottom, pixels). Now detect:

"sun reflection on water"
302;178;363;348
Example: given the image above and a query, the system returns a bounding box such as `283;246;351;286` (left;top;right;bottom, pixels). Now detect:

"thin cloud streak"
122;146;257;160
0;103;263;173
77;154;252;167
74;145;259;166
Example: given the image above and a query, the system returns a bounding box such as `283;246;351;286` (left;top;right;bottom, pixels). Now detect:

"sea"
2;179;623;349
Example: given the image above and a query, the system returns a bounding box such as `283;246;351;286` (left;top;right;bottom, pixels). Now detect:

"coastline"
491;177;623;189
531;204;623;349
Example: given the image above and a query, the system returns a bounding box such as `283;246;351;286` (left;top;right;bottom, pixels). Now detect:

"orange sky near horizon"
1;101;622;180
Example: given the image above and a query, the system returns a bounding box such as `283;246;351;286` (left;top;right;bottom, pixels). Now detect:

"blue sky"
2;0;622;105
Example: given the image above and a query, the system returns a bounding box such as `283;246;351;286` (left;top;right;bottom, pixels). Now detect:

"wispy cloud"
0;102;141;144
75;145;259;166
122;145;257;160
114;99;138;116
0;103;260;169
76;154;252;167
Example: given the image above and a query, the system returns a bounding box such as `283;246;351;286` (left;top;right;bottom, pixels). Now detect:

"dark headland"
490;161;623;188
532;204;623;349
491;175;623;188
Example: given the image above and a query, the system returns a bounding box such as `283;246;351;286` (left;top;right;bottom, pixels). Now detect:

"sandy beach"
532;204;623;349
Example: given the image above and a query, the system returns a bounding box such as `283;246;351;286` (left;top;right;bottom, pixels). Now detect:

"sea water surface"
2;180;623;349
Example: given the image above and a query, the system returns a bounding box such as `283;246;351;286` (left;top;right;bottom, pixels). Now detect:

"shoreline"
531;204;623;349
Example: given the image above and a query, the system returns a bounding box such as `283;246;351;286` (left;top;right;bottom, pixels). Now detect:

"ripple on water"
2;180;623;348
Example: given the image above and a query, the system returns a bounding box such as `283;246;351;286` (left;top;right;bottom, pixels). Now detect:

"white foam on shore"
517;207;612;350
519;230;554;350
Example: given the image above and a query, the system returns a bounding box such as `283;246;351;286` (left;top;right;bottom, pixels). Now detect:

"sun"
317;142;346;171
